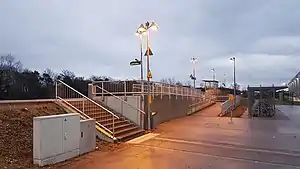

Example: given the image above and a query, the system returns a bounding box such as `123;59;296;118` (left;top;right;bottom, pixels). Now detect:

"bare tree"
185;81;192;87
0;54;23;72
230;83;241;90
60;69;76;80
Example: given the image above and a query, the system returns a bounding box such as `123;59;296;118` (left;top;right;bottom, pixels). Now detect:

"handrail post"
160;84;163;99
55;81;58;99
101;82;104;101
175;86;178;100
152;84;155;98
168;84;171;99
121;99;124;115
82;100;85;113
112;115;115;138
124;81;127;100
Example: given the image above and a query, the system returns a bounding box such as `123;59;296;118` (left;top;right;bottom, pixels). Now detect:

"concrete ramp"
191;102;221;117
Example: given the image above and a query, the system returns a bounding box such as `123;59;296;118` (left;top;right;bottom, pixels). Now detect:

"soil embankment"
0;102;66;169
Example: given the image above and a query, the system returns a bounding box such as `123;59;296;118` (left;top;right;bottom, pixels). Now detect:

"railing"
249;100;260;116
55;80;119;138
91;80;204;99
220;95;241;116
188;96;215;115
92;80;141;96
94;85;146;128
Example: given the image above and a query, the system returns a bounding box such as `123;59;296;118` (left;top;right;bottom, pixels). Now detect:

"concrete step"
98;117;124;124
108;123;134;131
117;129;145;142
103;119;129;127
115;126;139;136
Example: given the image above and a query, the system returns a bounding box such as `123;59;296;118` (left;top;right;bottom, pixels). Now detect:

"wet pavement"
63;105;300;169
191;102;221;117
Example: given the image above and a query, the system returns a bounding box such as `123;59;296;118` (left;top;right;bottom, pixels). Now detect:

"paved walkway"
59;105;300;169
191;102;221;117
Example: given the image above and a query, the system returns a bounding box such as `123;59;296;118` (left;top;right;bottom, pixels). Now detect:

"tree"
185;81;192;87
0;54;120;100
230;83;241;90
160;77;183;86
0;54;23;99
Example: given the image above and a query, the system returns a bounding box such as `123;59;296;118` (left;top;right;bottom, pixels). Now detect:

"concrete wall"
93;96;143;127
149;95;195;128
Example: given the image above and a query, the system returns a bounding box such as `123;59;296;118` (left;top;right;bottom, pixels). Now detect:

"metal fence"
91;80;206;99
220;95;241;116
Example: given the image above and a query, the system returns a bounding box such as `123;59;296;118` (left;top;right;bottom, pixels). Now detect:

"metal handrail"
221;96;241;115
189;98;211;108
57;80;119;119
56;96;114;135
132;84;203;97
95;85;146;115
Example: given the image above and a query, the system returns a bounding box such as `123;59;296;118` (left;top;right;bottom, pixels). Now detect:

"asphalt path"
60;105;300;169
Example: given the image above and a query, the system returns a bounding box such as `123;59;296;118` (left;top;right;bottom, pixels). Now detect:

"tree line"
0;54;113;100
0;54;189;100
1;54;240;100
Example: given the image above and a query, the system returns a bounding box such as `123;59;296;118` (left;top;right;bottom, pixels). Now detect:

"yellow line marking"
127;133;160;144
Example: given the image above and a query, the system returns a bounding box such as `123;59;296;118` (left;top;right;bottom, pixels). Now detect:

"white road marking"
133;144;300;168
154;137;300;157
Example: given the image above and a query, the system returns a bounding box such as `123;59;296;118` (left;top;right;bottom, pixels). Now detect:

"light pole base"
228;120;234;124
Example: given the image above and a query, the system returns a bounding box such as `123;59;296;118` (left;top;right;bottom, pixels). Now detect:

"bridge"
55;79;228;142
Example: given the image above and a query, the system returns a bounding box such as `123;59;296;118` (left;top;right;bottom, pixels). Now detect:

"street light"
190;57;199;88
223;73;226;88
211;68;216;81
137;21;158;130
135;27;147;119
230;56;236;105
135;29;147;82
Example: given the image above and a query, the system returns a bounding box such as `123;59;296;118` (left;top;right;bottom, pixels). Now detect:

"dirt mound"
0;102;67;169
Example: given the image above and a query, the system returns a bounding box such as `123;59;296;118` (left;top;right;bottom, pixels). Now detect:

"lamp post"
137;21;159;130
230;56;236;105
190;57;199;88
223;73;226;88
135;29;146;88
211;68;216;81
135;28;146;129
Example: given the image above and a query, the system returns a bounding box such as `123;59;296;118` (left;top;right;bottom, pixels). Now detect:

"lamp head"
230;56;235;62
137;24;147;33
190;57;199;63
149;21;159;31
135;30;146;37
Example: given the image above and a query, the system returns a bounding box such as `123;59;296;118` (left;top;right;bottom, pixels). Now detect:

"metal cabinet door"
62;115;80;152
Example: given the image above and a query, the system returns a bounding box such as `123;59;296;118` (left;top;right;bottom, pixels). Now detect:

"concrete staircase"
67;100;145;142
55;80;145;142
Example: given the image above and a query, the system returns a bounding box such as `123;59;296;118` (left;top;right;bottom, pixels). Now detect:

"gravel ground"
0;102;66;169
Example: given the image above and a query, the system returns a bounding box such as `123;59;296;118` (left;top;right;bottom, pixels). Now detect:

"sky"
1;0;300;88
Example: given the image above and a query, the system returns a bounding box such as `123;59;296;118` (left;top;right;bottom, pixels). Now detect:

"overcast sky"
1;0;300;87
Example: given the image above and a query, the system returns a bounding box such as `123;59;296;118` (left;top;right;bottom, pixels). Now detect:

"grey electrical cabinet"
80;119;96;155
33;113;80;166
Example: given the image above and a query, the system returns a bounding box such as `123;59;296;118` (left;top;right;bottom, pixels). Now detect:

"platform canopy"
248;86;288;91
